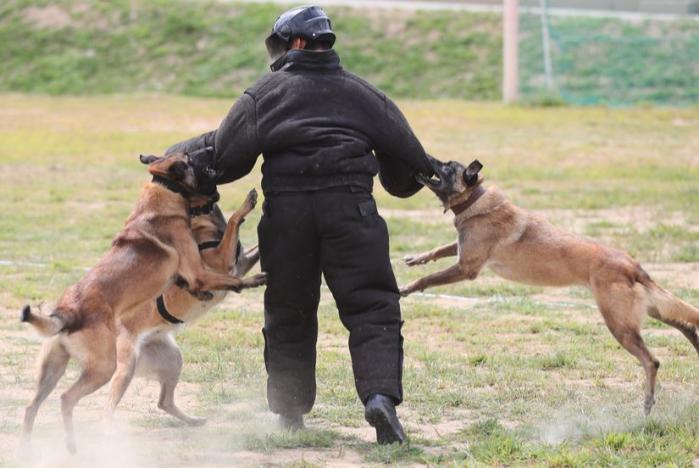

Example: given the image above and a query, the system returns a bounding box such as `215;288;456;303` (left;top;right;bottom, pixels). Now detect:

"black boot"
279;413;305;431
364;394;406;445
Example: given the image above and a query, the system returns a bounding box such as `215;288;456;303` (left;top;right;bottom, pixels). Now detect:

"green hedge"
3;1;696;104
0;0;502;99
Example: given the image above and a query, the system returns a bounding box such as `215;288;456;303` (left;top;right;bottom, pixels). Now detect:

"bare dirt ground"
0;300;366;467
3;254;697;466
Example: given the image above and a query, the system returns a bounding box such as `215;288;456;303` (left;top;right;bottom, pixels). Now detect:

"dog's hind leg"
216;189;258;269
236;245;260;277
104;332;140;423
594;281;659;415
647;306;699;356
22;337;70;448
674;325;699;356
60;326;116;453
142;335;206;426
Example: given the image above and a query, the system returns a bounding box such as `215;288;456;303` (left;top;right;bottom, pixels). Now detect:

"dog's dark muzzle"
187;147;220;198
416;155;448;191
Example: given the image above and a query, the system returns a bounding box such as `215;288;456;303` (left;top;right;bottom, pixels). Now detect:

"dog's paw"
66;438;77;455
404;254;428;266
245;188;258;210
246;272;267;287
185;416;207;427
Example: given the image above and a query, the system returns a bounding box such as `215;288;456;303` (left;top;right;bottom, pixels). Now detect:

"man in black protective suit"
166;5;436;445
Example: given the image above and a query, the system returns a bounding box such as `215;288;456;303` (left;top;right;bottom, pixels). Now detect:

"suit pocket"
357;198;378;217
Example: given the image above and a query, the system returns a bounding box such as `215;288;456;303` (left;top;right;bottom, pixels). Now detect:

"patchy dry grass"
1;95;699;466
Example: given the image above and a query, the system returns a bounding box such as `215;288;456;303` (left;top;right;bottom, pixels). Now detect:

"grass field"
1;94;699;466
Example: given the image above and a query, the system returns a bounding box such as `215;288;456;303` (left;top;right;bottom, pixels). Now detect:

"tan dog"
400;158;699;415
105;189;260;426
20;153;266;453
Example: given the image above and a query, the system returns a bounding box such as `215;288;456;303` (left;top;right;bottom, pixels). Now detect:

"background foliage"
2;0;698;104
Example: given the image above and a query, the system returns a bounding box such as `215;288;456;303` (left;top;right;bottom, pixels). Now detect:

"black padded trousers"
258;188;403;416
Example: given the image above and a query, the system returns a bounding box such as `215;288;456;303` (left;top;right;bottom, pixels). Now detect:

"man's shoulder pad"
341;71;386;101
245;73;283;99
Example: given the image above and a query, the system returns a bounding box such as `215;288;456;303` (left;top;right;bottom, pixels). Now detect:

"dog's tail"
637;268;699;354
20;305;64;337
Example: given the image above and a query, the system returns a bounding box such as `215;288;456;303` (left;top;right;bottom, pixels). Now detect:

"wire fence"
519;1;699;106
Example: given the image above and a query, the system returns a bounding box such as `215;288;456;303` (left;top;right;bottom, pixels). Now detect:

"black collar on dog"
190;202;214;217
152;176;191;200
198;240;242;259
198;240;220;251
156;295;184;324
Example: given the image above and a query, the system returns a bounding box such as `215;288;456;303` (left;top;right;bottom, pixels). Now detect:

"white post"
539;0;554;90
503;0;519;103
130;0;138;22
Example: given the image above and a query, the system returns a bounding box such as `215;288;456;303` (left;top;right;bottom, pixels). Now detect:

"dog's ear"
139;154;161;165
463;159;483;187
148;156;188;181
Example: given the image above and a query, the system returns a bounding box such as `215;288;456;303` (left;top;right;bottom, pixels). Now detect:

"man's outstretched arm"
166;92;261;184
373;97;434;197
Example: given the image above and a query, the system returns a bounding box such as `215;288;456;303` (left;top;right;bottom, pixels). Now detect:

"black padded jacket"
166;49;433;197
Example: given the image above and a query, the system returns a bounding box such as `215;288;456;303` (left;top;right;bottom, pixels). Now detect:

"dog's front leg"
176;231;266;294
400;247;488;297
404;241;458;266
400;264;472;296
213;189;258;270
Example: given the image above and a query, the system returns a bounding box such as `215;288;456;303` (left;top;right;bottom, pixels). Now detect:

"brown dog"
20;153;266;453
400;157;699;415
105;189;260;425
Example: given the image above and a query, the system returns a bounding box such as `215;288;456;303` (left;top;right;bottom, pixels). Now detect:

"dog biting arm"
165;131;215;158
404;241;458;266
372;97;435;198
165;93;261;185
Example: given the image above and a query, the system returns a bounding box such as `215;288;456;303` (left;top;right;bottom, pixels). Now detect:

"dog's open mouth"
416;173;442;188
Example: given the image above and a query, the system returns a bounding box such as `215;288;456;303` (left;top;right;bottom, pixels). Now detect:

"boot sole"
365;406;405;445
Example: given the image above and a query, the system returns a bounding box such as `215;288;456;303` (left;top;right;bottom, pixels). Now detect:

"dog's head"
139;152;219;197
416;156;484;210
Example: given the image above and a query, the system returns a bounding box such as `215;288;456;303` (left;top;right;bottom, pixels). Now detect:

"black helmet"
265;6;336;62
